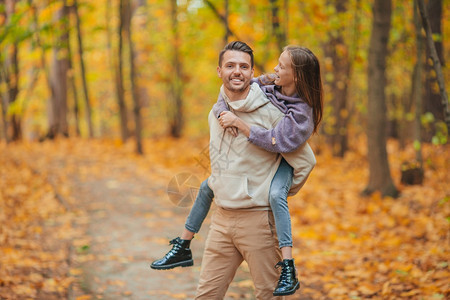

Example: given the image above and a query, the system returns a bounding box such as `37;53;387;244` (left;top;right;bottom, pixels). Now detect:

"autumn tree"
124;0;143;154
223;0;230;44
269;0;287;52
0;0;8;141
115;0;129;142
323;0;352;157
203;0;265;72
1;0;21;141
28;0;52;117
66;25;80;136
110;0;143;153
413;0;424;166
168;0;183;138
418;0;449;137
399;0;426;186
47;0;70;139
422;0;446;140
73;0;94;138
364;0;398;197
204;0;231;47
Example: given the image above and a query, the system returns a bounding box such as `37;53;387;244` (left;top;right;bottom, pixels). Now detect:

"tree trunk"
418;0;449;135
400;0;425;186
0;1;7;142
270;0;287;52
2;0;21;141
74;0;94;138
421;0;445;140
66;27;81;136
7;43;20;141
101;0;113;136
323;0;350;157
0;94;6;141
8;3;20;142
48;0;70;139
116;0;129;142
413;0;424;166
224;0;230;45
124;0;143;154
28;0;53;140
397;94;412;149
364;0;398;197
0;70;8;142
169;0;183;138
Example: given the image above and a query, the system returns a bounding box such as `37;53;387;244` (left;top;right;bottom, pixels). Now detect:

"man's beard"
225;77;248;93
228;86;247;93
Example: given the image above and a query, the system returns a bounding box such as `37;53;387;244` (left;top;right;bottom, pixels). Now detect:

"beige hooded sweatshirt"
208;83;316;210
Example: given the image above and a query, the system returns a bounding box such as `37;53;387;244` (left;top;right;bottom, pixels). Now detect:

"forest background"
0;0;449;299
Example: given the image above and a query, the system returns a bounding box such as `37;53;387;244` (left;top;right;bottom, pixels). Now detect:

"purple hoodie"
212;76;314;153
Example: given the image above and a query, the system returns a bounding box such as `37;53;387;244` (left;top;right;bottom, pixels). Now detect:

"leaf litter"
0;138;448;299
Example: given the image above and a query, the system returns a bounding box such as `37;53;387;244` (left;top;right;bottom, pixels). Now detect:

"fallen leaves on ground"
289;141;449;299
0;137;448;299
0;142;84;299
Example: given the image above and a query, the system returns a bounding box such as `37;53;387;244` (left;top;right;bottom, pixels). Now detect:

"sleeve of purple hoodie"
248;100;314;153
212;78;261;117
212;94;228;118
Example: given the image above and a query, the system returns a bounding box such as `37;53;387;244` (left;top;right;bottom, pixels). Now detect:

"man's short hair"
218;41;254;68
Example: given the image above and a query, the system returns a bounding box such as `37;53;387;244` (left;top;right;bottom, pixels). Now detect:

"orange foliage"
0;138;448;299
0;144;82;299
289;139;449;299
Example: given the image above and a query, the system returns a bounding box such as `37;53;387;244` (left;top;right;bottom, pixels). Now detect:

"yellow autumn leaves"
1;137;448;299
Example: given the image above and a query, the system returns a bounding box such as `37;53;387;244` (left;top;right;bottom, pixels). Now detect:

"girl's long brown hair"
284;46;323;134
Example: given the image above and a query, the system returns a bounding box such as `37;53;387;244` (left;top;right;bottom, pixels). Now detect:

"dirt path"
28;143;257;300
71;172;205;299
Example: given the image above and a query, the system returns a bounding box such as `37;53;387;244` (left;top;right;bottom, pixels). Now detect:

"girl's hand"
219;111;251;138
260;73;277;85
219;111;238;128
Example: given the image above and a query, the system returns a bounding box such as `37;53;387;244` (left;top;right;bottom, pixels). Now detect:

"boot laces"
169;238;180;245
275;261;291;283
166;238;183;257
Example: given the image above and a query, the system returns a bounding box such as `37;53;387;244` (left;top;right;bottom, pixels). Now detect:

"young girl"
151;46;323;296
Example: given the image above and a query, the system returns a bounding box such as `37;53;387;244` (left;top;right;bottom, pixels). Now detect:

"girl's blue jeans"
185;158;294;248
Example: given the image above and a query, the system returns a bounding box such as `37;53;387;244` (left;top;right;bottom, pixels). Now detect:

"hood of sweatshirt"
261;84;306;114
220;83;270;113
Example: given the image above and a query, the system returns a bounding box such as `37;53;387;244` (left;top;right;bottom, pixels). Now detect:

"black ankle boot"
150;237;193;270
273;259;300;296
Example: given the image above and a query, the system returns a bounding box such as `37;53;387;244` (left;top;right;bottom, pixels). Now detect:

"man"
194;41;315;299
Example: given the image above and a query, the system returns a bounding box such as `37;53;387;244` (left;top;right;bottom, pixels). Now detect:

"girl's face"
274;51;295;93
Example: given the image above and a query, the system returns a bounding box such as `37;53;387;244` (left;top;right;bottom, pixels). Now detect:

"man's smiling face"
217;50;254;100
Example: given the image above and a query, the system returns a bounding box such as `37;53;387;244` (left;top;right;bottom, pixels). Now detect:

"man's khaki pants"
195;207;285;300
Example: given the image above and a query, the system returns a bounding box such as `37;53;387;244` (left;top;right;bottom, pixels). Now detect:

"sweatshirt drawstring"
226;134;234;156
218;128;235;156
218;129;226;154
219;101;235;155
